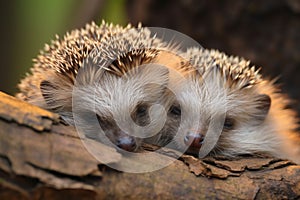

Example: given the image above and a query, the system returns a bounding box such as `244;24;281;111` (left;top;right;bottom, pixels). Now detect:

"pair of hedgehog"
17;21;300;163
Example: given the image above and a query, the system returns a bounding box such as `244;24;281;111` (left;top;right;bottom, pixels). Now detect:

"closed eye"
169;105;181;116
223;117;235;130
136;104;148;118
96;114;114;130
131;102;151;126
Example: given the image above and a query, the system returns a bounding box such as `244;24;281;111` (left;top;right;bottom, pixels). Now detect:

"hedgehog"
166;47;300;163
16;21;186;152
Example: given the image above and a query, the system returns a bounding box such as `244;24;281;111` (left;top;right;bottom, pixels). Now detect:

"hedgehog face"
68;63;170;152
169;69;272;157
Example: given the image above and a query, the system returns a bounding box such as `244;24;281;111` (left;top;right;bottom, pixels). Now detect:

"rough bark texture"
126;0;300;116
0;91;300;199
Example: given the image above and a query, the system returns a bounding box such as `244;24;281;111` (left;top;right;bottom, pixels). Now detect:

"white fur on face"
170;67;300;163
171;70;228;153
72;64;169;149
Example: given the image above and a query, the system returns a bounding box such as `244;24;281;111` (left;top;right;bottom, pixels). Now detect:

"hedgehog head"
40;26;183;152
167;48;272;157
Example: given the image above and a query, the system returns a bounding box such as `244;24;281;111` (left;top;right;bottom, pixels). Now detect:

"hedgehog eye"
96;114;113;130
136;104;148;117
223;117;235;130
169;105;181;116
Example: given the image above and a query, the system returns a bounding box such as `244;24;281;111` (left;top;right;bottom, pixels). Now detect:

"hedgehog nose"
184;131;204;148
116;136;137;152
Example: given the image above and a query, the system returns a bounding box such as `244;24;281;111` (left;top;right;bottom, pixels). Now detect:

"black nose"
116;136;137;152
184;131;204;148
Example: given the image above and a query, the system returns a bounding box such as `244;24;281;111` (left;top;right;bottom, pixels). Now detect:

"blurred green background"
0;0;299;114
0;0;127;95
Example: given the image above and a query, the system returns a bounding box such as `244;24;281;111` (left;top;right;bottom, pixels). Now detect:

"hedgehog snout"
184;131;204;149
116;135;137;152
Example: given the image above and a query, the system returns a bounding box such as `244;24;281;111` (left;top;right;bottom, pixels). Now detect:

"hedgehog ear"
40;80;57;106
40;80;71;111
253;94;271;123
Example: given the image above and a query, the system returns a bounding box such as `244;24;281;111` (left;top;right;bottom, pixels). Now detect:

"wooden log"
0;91;299;199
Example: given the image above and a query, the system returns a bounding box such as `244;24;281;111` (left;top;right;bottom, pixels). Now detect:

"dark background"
1;0;299;114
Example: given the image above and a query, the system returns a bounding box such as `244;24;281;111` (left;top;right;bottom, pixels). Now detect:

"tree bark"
0;91;299;199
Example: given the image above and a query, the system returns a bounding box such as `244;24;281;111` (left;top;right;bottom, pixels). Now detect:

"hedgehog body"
167;47;300;163
17;21;300;163
17;21;184;152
